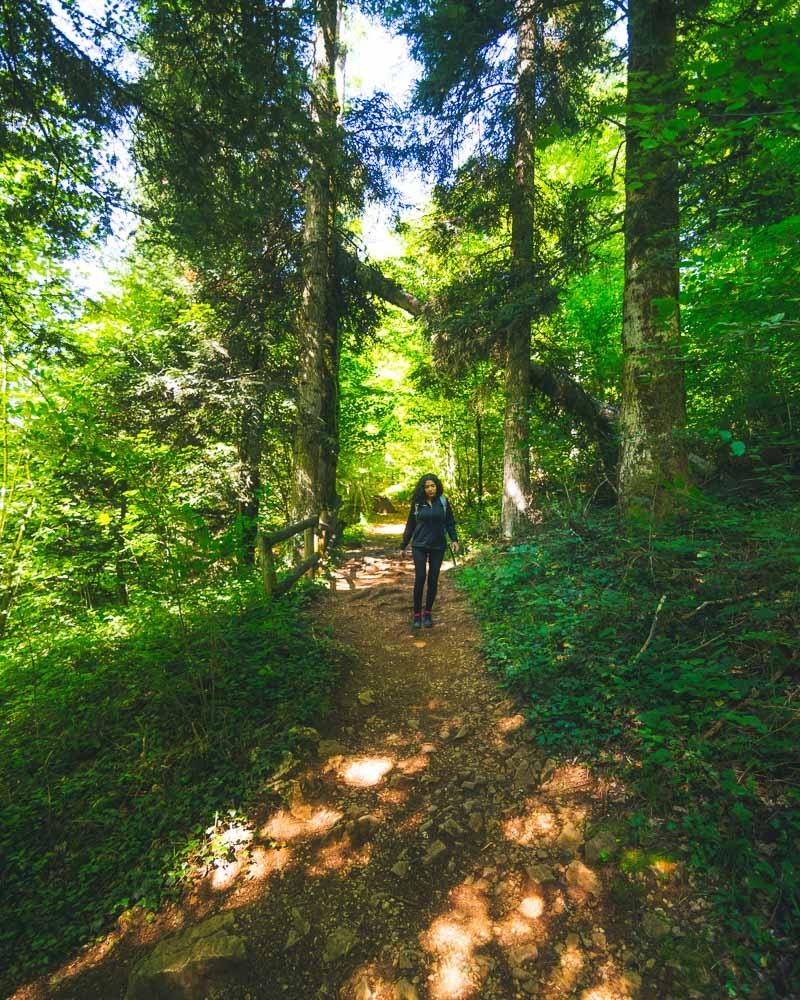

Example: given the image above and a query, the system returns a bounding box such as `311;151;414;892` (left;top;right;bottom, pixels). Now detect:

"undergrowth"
0;578;341;993
459;490;800;998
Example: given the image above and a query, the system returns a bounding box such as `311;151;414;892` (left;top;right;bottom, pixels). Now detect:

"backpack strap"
440;495;448;515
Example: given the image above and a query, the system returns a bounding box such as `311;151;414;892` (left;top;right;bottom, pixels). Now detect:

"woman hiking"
400;474;459;630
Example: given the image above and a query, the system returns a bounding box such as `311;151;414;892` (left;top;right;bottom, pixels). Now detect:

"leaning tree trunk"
502;3;538;541
619;0;689;516
293;0;340;527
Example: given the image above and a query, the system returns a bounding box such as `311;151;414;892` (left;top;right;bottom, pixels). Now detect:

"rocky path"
17;522;712;1000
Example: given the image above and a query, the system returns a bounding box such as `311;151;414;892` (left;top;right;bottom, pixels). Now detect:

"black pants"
412;546;445;613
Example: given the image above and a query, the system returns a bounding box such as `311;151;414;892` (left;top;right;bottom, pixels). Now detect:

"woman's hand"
451;541;460;554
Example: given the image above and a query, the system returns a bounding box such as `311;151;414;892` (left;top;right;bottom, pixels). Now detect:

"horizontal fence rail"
256;511;336;599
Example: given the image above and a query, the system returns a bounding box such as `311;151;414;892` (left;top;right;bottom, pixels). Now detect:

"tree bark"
476;413;484;506
502;2;538;540
619;0;689;516
237;379;264;562
293;0;340;525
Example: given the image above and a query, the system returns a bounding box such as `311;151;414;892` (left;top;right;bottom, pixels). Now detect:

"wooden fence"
256;512;334;599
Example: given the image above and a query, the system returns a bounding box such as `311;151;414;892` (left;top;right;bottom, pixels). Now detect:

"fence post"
303;525;316;577
257;530;277;598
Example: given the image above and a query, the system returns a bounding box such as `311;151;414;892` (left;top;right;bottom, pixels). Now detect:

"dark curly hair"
410;473;444;509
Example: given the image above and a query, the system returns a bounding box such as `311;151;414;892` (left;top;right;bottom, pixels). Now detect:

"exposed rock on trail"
17;521;714;1000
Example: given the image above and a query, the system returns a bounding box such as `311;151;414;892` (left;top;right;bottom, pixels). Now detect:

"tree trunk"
476;413;484;507
619;0;689;516
502;3;537;540
237;384;264;563
293;0;340;525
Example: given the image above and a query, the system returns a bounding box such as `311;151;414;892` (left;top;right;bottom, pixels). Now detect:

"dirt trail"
16;522;708;1000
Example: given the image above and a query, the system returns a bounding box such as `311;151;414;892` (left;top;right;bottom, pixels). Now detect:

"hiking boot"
412;613;422;630
422;610;433;628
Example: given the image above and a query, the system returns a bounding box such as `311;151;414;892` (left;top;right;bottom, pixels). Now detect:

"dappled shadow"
16;532;706;1000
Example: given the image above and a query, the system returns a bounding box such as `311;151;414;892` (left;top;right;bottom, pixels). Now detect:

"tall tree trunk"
238;383;264;563
502;2;537;540
476;412;484;507
293;0;340;526
619;0;689;516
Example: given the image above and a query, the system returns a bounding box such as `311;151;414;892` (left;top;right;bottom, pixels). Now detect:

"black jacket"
402;497;458;550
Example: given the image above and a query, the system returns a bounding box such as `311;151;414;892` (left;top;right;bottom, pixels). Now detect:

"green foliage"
460;496;800;995
0;580;341;990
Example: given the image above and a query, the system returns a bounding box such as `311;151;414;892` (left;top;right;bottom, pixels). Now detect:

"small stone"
351;814;381;847
556;821;583;854
468;813;484;833
318;739;347;758
126;913;245;1000
641;912;671;939
525;863;556;883
513;762;540;787
508;942;539;967
585;830;619;865
423;840;448;865
322;927;358;963
565;860;601;897
441;818;465;838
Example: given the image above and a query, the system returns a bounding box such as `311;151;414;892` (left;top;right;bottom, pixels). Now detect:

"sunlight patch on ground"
385;731;410;747
366;522;404;535
307;837;372;876
546;937;585;994
246;845;292;881
397;752;430;775
210;858;242;891
377;786;408;806
578;962;642;1000
542;764;595;795
397;809;424;833
219;823;253;848
422;883;493;999
495;913;534;944
340;963;397;1000
502;804;558;845
261;806;342;842
652;858;679;877
520;894;545;919
497;713;526;733
339;756;394;787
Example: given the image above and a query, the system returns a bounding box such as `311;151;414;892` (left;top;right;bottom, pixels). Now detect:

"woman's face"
424;479;437;499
